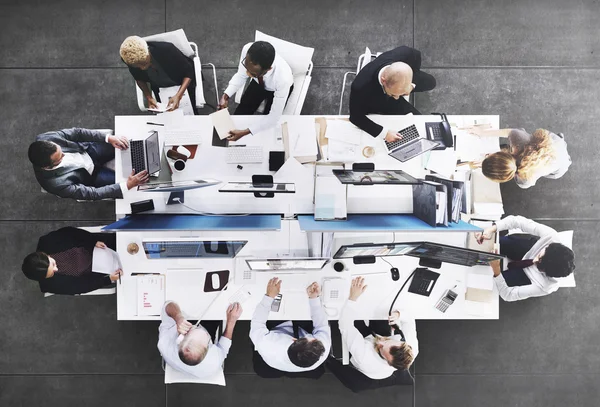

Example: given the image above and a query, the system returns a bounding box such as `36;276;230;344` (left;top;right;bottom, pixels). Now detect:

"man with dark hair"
29;128;149;201
218;41;294;141
333;277;418;383
476;215;576;301
349;46;436;142
250;278;330;378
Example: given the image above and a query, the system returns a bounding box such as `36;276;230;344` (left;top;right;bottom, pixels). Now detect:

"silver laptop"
385;124;440;162
121;131;161;177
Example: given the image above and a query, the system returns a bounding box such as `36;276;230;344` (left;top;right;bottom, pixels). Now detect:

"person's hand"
475;225;497;244
226;302;243;323
126;170;149;190
460;123;492;137
227;129;250;142
388;310;400;325
175;316;193;336
95;241;107;249
146;97;159;110
306;282;321;299
349;277;367;301
109;269;123;282
266;277;282;298
218;94;229;110
489;259;502;277
384;130;402;143
166;95;182;111
107;135;129;150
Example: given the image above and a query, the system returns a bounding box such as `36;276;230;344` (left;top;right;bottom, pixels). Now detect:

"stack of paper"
158;86;194;115
137;274;165;316
282;119;319;163
465;272;494;303
314;165;347;220
324;120;362;162
92;247;122;274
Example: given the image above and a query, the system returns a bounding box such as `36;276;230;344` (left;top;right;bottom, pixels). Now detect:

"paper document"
314;166;347;220
425;149;458;178
158;86;194;115
282;118;319;163
325;120;362;145
327;139;358;162
467;273;494;291
157;110;184;127
92;247;122;274
210;109;236;139
137;274;165;316
148;102;169;113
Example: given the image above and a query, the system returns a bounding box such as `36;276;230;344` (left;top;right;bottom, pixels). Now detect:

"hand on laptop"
227;128;251;142
108;135;129;150
385;130;402;143
126;170;149;190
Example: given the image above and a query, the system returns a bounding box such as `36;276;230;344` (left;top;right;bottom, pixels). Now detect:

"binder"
425;175;464;223
412;181;448;227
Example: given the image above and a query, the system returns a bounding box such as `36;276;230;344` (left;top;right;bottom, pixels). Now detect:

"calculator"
435;289;458;313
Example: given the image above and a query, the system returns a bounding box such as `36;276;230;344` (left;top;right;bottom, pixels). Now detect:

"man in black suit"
349;46;436;143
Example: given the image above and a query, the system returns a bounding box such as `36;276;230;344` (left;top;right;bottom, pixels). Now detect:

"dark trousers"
86;142;116;187
252;320;325;379
500;234;540;287
234;80;294;115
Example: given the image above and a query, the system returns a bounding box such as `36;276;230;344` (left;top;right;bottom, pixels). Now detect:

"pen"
229;144;247;147
119;273;121;285
146;122;164;126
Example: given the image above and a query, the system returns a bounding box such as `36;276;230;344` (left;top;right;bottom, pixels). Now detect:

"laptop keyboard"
130;140;146;174
226;146;264;163
385;124;420;150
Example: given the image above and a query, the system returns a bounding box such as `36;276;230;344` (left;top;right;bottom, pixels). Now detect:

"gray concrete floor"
1;1;599;406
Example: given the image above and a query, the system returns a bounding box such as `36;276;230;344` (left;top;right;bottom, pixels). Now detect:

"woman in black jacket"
21;227;122;295
120;35;197;114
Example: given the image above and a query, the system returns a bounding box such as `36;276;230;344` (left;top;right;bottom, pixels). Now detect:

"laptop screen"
145;131;161;174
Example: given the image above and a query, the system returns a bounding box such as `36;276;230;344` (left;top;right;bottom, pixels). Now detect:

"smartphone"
271;294;283;312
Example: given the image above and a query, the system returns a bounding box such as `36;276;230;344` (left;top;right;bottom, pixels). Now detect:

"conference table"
112;113;502;322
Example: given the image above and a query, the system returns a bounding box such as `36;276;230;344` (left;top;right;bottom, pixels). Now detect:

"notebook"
137;274;165;316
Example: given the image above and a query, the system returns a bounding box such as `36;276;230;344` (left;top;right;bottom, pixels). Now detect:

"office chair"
135;29;218;111
234;30;314;115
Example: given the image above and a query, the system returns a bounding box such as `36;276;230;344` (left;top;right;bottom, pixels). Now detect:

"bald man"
349;46;436;142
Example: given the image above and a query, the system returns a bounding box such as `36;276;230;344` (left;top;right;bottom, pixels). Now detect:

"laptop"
121;131;161;177
385;124;440;163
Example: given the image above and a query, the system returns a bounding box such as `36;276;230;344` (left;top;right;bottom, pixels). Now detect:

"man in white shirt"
28;128;149;200
477;215;575;302
335;277;419;384
250;277;331;378
218;41;294;141
157;300;242;379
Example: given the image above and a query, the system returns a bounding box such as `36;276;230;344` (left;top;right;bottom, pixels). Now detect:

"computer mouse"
211;273;221;289
390;267;400;281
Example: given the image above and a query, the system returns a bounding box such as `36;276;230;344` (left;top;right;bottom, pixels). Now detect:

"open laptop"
121;131;161;177
385;124;440;162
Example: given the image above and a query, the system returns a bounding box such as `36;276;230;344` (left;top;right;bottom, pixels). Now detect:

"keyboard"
143;242;203;258
130;140;146;174
226;146;264;164
163;129;203;146
385;124;420;151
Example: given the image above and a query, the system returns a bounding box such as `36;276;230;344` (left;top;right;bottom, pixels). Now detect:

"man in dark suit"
28;128;149;201
349;46;436;143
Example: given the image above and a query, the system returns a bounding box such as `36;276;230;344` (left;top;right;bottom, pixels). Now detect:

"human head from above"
28;140;63;170
481;151;517;183
375;335;415;370
243;41;276;78
287;337;325;368
22;252;57;281
178;326;211;366
381;62;415;99
535;242;575;278
120;36;151;70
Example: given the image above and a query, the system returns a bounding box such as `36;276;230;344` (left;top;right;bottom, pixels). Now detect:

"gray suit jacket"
33;128;123;201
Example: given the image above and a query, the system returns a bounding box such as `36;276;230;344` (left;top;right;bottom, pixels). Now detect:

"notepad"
210;109;236;139
157;86;194;115
137;274;165;316
91;247;122;274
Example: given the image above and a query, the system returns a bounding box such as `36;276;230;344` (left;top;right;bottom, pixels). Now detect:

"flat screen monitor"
219;182;296;193
332;169;420;185
333;241;503;267
143;240;247;259
245;257;329;271
138;179;220;192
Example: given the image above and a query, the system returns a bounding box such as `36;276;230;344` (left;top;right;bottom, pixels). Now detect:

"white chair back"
143;29;195;58
254;30;314;76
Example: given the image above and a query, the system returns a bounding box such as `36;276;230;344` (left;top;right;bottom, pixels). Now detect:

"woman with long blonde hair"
468;126;571;189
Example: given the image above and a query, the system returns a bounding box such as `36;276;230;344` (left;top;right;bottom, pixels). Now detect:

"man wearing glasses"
348;46;436;143
218;41;293;141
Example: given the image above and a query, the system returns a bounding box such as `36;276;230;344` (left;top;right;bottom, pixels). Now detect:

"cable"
380;257;393;268
387;268;418;316
172;197;250;217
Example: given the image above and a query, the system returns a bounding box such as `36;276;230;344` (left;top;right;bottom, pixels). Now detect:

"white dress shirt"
157;302;231;379
224;54;294;135
339;300;419;380
249;295;331;372
494;216;564;302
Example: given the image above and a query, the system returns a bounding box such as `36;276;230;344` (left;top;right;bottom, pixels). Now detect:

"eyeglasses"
242;57;265;78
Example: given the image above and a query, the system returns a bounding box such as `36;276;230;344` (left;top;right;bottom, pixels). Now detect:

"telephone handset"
426;113;454;150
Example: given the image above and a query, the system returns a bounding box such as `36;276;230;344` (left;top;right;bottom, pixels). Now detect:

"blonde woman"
467;126;571;189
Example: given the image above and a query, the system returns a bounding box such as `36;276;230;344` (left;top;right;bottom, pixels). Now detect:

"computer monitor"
138;179;220;204
332;169;420;185
333;241;503;268
245;257;329;272
142;240;247;259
